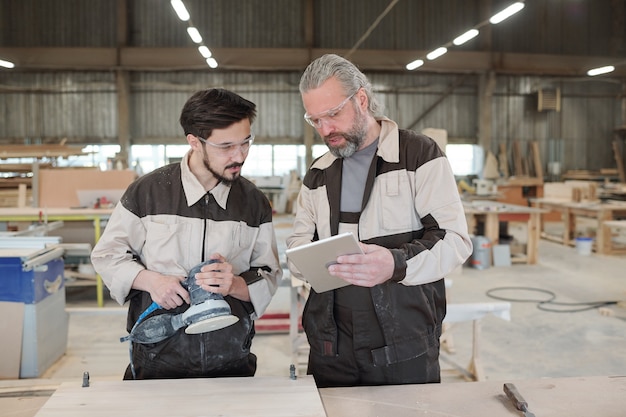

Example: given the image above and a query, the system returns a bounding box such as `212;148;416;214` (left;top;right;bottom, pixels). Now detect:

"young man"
287;54;472;388
91;88;281;380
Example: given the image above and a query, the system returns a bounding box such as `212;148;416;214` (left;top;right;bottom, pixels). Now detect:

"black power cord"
485;286;618;313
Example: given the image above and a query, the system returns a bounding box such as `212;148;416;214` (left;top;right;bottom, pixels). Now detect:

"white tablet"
285;232;364;293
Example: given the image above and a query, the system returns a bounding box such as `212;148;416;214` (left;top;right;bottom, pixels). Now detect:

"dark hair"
179;88;257;139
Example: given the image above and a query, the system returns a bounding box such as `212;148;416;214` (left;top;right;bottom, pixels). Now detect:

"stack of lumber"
544;181;598;202
0;183;31;207
0;144;88;159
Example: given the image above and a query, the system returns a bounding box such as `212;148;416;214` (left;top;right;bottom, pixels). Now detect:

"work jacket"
91;151;281;378
287;118;472;365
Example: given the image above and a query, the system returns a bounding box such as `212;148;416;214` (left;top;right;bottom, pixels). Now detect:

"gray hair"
299;54;384;117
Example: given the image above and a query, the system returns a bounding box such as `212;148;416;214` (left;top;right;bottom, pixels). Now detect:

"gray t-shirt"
340;138;379;213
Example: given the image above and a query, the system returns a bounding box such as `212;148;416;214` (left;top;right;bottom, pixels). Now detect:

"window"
445;144;484;176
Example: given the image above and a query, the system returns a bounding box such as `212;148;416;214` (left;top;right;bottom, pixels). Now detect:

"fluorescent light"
206;58;218;68
426;47;447;60
170;0;190;21
406;59;424;71
186;27;203;44
198;46;212;58
489;2;525;24
453;29;479;46
587;65;615;76
0;59;15;69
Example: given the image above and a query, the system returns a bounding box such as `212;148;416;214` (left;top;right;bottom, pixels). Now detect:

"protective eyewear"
304;92;356;128
198;134;255;155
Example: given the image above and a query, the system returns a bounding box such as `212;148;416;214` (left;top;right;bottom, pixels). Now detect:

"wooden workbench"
463;201;546;264
23;375;626;417
601;220;626;255
530;198;626;254
320;375;626;417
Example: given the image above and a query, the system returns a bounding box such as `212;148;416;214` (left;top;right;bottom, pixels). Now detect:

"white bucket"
575;237;593;256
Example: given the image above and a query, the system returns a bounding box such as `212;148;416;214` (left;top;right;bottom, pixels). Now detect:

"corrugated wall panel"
0;0;620;57
490;75;621;174
315;0;483;51
129;71;482;143
143;0;306;48
0;72;117;140
492;0;617;56
130;71;304;140
0;69;622;171
0;0;116;47
132;0;190;47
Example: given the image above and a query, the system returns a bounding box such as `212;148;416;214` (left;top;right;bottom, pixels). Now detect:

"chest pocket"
379;171;415;231
143;221;192;274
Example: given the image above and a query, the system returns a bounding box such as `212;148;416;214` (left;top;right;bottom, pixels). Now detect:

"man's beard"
202;150;241;186
324;105;368;158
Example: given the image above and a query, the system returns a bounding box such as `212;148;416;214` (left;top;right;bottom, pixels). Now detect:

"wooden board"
38;169;136;207
512;140;523;176
612;140;626;183
498;143;509;178
35;376;326;417
0;302;25;379
320;376;626;417
530;141;543;179
0;145;87;159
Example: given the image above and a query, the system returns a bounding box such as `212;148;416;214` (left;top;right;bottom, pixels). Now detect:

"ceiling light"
198;46;212;58
453;29;479;46
206;58;218;68
186;27;203;44
587;66;615;76
406;59;424;71
170;0;190;21
426;47;447;61
0;59;15;69
489;2;525;24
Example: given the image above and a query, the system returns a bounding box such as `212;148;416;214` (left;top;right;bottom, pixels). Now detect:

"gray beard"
326;106;368;158
330;140;359;158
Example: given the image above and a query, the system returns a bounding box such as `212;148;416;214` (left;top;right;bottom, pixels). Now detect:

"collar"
181;150;231;209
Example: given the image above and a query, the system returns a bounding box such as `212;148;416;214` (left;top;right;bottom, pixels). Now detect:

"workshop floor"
2;216;626;416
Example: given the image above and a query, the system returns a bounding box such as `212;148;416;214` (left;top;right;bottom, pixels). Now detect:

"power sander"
121;260;239;344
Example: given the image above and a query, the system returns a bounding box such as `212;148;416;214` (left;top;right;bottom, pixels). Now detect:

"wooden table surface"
320;375;626;417
27;375;626;417
531;198;626;254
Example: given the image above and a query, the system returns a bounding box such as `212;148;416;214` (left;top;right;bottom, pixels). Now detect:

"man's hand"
327;243;395;287
132;270;189;309
194;254;251;302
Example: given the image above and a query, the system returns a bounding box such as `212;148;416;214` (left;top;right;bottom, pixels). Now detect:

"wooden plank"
17;183;27;208
530;141;543;179
35;377;326;417
0;187;33;208
498;143;509;178
612;140;626;183
0;302;25;379
512;140;523;176
0;145;88;159
0;162;54;172
319;376;626;417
